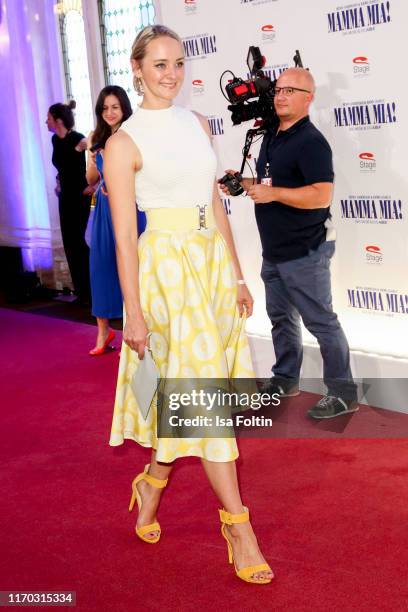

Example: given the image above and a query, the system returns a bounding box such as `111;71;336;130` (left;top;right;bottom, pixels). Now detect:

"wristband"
237;279;246;285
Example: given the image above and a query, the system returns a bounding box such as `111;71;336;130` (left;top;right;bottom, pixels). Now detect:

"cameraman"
220;67;357;419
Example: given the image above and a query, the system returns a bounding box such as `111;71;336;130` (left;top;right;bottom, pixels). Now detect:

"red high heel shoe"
89;329;116;356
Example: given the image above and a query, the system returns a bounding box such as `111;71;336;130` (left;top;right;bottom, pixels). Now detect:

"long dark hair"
91;86;132;148
49;100;76;129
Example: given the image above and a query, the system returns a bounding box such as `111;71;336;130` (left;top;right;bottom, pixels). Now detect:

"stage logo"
246;62;288;82
359;152;376;173
182;33;217;60
192;79;205;96
347;287;408;315
353;56;371;78
184;0;198;15
328;1;391;35
261;24;276;43
340;195;402;224
365;244;383;264
333;100;396;131
207;115;224;136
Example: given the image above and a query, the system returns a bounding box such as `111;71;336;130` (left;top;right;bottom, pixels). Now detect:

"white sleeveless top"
119;105;217;211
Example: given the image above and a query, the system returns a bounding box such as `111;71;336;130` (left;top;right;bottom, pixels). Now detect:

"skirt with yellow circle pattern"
109;226;255;462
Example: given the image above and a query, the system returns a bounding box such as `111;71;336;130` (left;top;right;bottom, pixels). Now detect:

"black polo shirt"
255;115;334;263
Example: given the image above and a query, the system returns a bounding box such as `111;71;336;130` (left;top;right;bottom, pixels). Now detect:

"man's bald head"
273;67;315;126
277;67;315;93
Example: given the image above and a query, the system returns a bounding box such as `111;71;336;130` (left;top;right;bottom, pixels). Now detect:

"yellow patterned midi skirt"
109;213;255;462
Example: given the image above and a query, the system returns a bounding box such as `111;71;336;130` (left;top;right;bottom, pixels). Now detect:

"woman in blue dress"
86;86;146;355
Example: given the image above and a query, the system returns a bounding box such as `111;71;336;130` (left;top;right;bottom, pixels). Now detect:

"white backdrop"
156;0;408;362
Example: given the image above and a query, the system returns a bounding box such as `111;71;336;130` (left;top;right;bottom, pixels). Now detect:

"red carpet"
0;307;407;611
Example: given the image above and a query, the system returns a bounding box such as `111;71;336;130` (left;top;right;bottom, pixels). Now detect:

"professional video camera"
221;46;303;127
218;47;304;195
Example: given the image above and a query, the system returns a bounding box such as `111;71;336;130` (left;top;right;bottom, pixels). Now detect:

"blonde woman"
104;25;273;584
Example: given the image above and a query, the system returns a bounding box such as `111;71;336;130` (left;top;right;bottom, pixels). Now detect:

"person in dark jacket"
47;100;92;304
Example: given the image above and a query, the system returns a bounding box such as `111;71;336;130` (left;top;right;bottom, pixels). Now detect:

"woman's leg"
136;450;174;541
94;317;110;349
201;459;273;581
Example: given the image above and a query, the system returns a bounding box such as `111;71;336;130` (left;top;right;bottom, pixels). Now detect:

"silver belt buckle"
197;205;207;230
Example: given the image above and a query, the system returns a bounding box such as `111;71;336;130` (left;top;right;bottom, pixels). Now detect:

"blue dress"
90;151;146;318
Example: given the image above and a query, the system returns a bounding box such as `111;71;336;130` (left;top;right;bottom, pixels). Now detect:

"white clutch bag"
130;345;160;420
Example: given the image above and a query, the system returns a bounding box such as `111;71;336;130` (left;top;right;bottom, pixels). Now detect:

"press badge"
261;162;272;187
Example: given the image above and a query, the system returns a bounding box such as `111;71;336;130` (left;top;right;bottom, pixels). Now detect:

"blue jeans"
261;241;357;400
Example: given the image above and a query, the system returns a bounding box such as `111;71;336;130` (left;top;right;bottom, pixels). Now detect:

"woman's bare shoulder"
105;129;142;170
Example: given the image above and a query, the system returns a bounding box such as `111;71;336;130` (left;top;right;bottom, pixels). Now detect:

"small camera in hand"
218;172;244;196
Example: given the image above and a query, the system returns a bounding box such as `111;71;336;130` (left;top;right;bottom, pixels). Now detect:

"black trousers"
59;192;91;301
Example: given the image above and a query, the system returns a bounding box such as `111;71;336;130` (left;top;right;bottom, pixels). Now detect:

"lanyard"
260;130;275;185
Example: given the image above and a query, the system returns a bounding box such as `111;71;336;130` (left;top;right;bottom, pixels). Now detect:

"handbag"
130;341;160;420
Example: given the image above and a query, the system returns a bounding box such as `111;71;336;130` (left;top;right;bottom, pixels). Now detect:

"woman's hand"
123;315;149;359
75;137;88;152
237;284;253;317
82;185;95;196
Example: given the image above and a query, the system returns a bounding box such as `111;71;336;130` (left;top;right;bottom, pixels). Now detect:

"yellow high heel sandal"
219;507;273;584
129;464;168;544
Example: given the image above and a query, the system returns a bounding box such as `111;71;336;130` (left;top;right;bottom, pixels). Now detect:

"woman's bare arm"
75;137;88;152
194;112;253;316
103;130;148;357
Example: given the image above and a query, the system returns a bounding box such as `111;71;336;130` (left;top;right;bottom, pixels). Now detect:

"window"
98;0;156;108
56;0;93;136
